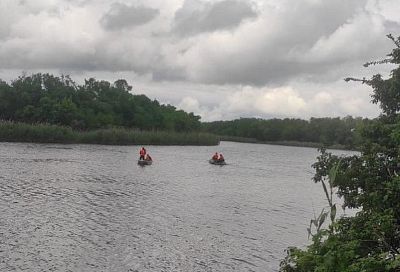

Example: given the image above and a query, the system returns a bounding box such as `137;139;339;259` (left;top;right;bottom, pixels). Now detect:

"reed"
0;121;219;146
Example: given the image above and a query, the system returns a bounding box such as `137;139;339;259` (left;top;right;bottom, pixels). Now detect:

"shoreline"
0;121;219;146
219;136;356;151
0;121;357;150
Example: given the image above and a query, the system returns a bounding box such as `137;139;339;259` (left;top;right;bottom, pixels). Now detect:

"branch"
387;34;400;48
344;77;371;84
321;179;333;207
363;58;392;67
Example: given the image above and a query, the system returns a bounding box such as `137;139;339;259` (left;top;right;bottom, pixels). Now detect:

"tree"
0;74;202;132
114;79;132;92
280;34;400;271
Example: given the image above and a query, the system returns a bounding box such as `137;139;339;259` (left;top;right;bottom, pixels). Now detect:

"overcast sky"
1;0;400;121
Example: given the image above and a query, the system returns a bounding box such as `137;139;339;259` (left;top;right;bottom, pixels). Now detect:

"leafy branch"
307;158;341;239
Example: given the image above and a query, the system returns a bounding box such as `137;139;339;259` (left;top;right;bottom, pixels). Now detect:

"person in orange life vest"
145;154;152;161
139;147;146;160
218;153;225;162
211;152;219;160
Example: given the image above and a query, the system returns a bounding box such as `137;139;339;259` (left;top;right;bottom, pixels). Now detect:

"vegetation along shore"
0;121;219;146
0;73;374;148
280;34;400;271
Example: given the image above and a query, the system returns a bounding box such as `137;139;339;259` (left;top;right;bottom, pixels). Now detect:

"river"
0;141;354;271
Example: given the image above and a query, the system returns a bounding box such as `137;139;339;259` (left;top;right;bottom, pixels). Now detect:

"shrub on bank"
0;121;219;146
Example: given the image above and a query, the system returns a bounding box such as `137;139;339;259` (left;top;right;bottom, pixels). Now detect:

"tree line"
202;117;372;149
0;73;375;149
0;73;201;132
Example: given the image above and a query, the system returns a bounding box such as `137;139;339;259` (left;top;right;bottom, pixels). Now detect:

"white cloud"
222;86;306;117
366;0;400;23
173;80;379;121
178;96;201;112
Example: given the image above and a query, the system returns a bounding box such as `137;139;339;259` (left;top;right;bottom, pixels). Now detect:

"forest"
0;73;201;132
202;117;371;149
0;73;372;148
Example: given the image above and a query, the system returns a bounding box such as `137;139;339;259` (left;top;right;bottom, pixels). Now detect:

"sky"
1;0;400;121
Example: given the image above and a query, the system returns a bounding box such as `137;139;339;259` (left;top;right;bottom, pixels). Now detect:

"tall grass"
0;121;219;146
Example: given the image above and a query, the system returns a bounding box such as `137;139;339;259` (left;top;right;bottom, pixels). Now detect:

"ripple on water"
0;142;350;271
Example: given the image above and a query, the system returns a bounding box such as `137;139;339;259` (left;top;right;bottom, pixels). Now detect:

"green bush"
280;34;400;272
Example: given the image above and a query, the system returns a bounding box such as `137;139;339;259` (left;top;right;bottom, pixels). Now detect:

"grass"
0;121;353;149
0;121;219;146
220;135;350;150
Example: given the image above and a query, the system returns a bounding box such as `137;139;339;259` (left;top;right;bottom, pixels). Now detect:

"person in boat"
139;147;146;160
211;152;219;161
145;154;152;161
218;153;225;162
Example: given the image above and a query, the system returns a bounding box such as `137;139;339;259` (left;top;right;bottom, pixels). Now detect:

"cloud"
175;81;379;121
1;0;398;85
173;0;257;36
171;0;395;85
100;3;159;30
0;0;399;121
176;87;306;121
367;0;400;23
0;5;103;70
291;11;386;64
178;96;224;121
222;86;307;117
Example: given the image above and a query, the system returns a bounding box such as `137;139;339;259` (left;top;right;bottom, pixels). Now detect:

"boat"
138;159;153;166
209;159;226;165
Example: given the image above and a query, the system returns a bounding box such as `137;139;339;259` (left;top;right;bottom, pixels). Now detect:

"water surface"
0;141;353;271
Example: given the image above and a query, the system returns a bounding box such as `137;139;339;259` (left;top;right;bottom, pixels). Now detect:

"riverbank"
0;121;356;150
0;121;219;146
219;135;352;150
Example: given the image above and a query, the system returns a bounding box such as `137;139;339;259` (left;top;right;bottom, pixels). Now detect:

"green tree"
0;73;202;132
280;34;400;272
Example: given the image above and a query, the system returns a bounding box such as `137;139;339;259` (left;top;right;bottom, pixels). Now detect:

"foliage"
0;74;201;132
280;34;400;271
0;121;219;145
0;73;374;148
202;116;370;149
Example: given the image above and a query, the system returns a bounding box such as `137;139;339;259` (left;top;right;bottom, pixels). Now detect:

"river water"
0;141;353;271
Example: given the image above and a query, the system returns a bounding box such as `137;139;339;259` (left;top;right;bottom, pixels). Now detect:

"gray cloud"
168;0;396;86
100;3;159;30
1;0;400;121
173;0;257;36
